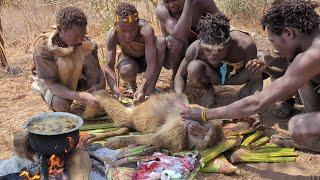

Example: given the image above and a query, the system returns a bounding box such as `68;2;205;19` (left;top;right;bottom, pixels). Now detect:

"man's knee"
51;96;72;112
119;63;137;81
156;37;166;54
289;114;320;151
186;60;213;88
288;114;304;136
167;36;184;58
156;37;166;65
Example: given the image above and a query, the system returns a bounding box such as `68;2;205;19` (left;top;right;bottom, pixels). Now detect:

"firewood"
67;150;92;180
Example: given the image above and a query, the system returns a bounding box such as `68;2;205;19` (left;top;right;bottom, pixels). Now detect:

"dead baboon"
96;92;224;152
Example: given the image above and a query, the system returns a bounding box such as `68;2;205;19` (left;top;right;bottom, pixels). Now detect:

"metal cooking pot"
24;112;83;155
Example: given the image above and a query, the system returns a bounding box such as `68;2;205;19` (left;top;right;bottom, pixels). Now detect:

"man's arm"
156;0;195;42
155;4;176;36
174;42;198;93
44;79;79;100
104;29;120;97
88;46;106;92
156;0;219;41
138;25;158;95
208;50;320;119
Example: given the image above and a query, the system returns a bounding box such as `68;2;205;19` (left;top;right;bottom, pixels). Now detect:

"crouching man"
175;13;262;107
32;7;105;113
105;3;166;104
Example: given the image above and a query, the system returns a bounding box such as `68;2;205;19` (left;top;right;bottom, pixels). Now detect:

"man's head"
197;13;230;63
115;3;139;42
56;7;87;47
261;0;320;60
163;0;185;17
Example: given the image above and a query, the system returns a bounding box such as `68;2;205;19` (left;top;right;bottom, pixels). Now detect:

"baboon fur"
47;31;95;91
96;92;224;152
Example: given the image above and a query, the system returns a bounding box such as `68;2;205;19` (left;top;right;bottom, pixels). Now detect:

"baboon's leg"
154;118;188;152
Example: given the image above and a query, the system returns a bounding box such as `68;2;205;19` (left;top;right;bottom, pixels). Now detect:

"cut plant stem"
80;123;115;131
252;147;295;153
86;128;129;144
200;155;237;174
230;148;298;163
188;167;200;180
121;146;157;158
253;143;279;149
241;131;263;147
249;136;269;148
200;136;242;167
116;145;150;159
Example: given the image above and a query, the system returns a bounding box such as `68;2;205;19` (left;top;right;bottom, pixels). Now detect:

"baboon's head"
185;120;224;151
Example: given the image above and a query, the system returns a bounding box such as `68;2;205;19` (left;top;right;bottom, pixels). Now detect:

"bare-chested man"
175;13;262;107
32;7;105;112
181;0;320;152
248;53;300;118
105;3;166;103
156;0;219;81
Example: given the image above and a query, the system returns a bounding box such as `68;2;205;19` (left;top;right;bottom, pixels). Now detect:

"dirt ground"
1;60;320;179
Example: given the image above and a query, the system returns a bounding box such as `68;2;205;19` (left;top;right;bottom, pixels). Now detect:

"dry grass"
0;0;157;69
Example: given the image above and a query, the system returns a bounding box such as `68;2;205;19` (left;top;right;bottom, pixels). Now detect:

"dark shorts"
116;53;147;74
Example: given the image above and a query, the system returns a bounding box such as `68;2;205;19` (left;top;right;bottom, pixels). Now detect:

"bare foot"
271;134;299;148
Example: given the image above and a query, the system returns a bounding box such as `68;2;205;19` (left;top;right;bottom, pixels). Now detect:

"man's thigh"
298;81;320;112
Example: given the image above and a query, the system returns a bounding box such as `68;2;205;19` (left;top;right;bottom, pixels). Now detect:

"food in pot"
28;117;77;135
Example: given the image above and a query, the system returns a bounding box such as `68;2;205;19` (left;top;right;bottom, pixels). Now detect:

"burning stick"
85;127;129;145
19;171;40;180
67;150;92;180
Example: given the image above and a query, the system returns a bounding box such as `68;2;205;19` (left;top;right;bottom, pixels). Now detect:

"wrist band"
201;108;208;122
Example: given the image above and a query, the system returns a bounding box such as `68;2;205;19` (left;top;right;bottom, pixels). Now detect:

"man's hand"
86;84;101;93
180;105;204;121
112;86;122;100
78;92;100;108
246;59;267;75
133;89;146;105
